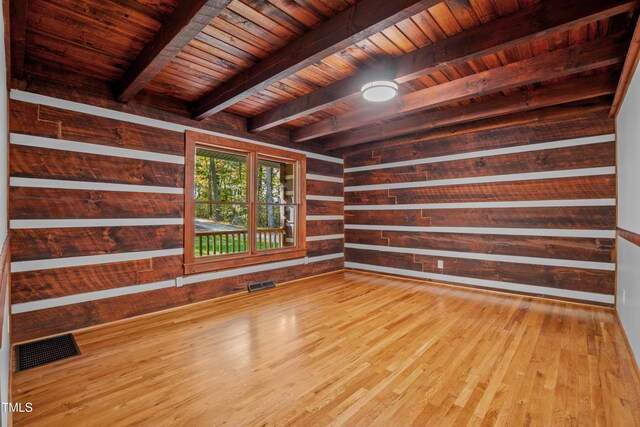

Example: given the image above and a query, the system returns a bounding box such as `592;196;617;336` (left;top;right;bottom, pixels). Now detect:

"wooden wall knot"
114;126;127;146
101;229;118;246
535;154;548;167
474;158;487;168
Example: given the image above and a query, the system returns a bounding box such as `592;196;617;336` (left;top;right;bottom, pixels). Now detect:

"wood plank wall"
8;97;344;343
343;104;617;306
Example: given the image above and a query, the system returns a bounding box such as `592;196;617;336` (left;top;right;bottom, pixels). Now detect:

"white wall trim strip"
308;215;344;221
11;248;185;273
304;252;344;263
344;167;615;192
345;243;614;271
11;280;177;314
11;253;344;313
10;133;185;165
307;174;344;183
10;177;184;194
306;234;345;242
345;262;614;304
344;224;616;238
307;195;344;202
11;90;343;164
344;199;617;210
184;253;344;285
344;134;615;173
10;218;184;229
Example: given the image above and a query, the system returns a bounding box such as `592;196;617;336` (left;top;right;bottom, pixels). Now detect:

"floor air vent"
16;334;80;372
248;281;276;292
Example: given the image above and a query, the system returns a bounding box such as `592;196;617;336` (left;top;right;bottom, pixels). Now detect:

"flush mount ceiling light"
361;80;398;102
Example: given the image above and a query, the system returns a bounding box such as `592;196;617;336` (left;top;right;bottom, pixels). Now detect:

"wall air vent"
247;281;276;292
15;334;80;372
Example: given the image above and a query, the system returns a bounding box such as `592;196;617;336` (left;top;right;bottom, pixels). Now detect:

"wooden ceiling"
10;0;639;149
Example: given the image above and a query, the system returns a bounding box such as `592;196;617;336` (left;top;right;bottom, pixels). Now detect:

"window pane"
195;148;247;203
195;203;248;257
256;205;296;251
257;158;295;204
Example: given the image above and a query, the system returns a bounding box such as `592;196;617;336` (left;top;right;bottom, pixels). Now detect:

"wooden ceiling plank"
226;1;302;39
193;0;443;120
117;0;232;103
211;17;277;53
39;0;161;39
10;0;28;79
250;0;634;132
201;25;270;59
292;35;627;142
322;73;618;149
445;0;482;30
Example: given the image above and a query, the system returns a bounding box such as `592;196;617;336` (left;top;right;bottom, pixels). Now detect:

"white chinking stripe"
344;199;616;210
10;133;185;165
344;224;616;238
183;252;343;284
344;134;615;173
11;252;345;313
306;234;344;242
305;253;344;262
345;243;614;271
307;195;345;202
10;218;184;229
11;280;177;314
308;215;344;221
344;262;614;305
307;174;344;183
10;177;184;194
287;174;344;183
11;248;185;273
344;166;615;192
11;90;343;164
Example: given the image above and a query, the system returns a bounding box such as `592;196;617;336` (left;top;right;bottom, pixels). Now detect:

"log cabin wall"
342;103;617;306
7;92;345;343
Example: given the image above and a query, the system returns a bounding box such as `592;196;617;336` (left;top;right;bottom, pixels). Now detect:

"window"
184;131;306;274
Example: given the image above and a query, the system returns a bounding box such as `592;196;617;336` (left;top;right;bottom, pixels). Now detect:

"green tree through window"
185;132;307;274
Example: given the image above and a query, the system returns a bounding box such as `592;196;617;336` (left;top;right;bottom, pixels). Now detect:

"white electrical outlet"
437;260;444;269
176;277;184;288
622;289;626;305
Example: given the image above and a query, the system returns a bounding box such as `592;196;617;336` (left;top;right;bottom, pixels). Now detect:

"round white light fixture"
361;80;398;102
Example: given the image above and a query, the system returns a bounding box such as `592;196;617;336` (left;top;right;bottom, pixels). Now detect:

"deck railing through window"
195;228;286;256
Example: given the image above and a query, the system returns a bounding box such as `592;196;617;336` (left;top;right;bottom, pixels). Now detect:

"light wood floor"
12;271;640;426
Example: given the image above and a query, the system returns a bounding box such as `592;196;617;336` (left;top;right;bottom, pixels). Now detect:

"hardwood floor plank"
11;271;640;426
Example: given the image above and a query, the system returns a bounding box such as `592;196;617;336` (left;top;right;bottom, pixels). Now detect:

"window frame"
184;131;306;275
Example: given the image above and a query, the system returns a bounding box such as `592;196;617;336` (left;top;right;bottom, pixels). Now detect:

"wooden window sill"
184;249;307;275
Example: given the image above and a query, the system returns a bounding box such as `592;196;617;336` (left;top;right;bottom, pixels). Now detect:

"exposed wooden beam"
193;0;442;120
10;0;29;79
610;13;640;117
117;0;232;103
292;36;627;143
249;0;635;132
322;74;618;150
